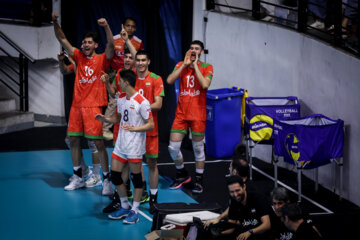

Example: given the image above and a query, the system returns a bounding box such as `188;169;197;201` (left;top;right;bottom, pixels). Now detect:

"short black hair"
124;49;131;55
120;69;136;87
281;203;303;221
226;175;245;187
124;17;137;26
136;50;150;60
191;40;204;50
83;31;99;43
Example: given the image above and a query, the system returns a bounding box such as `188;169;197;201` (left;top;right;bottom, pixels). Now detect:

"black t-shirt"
295;219;322;240
269;212;294;240
228;191;271;232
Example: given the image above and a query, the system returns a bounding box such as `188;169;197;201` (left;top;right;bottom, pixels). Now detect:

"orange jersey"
175;61;213;121
111;35;144;70
135;72;164;136
72;48;110;107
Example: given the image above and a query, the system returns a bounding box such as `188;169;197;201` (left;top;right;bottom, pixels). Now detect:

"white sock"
131;201;140;213
120;197;130;209
150;189;158;195
73;166;81;171
196;168;204;174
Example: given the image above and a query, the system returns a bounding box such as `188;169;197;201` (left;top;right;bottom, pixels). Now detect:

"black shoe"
192;182;204;193
103;199;121;213
140;190;150;204
169;176;191;189
109;191;119;201
149;193;158;214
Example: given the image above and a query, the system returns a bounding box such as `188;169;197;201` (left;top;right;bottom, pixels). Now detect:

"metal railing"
207;0;359;57
0;31;35;112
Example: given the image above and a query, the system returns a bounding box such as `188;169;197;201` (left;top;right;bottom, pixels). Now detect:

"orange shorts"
113;122;119;144
145;135;159;158
67;106;103;139
111;152;142;163
171;117;206;136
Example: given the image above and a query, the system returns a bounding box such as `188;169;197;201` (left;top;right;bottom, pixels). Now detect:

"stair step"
0;111;34;134
0;98;16;113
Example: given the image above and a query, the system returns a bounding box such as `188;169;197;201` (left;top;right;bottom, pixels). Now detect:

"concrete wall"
0;23;64;118
194;1;360;206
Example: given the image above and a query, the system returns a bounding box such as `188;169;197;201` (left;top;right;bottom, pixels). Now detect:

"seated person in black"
281;203;323;240
269;187;294;240
204;175;271;240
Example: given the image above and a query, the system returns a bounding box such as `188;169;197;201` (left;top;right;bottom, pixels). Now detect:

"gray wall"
194;1;360;206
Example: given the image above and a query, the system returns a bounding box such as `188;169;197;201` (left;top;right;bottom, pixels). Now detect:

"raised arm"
193;54;212;90
167;50;192;85
120;24;137;58
52;12;75;57
97;18;114;60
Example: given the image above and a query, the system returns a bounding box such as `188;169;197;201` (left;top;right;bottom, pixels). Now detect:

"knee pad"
168;141;183;161
87;140;98;153
131;172;143;188
110;170;123;186
192;140;205;161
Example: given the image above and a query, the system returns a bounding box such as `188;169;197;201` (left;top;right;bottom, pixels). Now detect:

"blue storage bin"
205;87;244;158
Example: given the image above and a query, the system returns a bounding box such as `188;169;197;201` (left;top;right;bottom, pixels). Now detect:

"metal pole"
297;165;302;202
19;53;24;111
297;0;307;32
24;58;29;111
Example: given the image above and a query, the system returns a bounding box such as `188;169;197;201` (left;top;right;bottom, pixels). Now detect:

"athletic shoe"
140;190;150;204
127;189;133;200
103;130;113;141
69;167;92;182
149;193;158;214
123;210;139;224
103;199;121;213
102;178;114;196
309;20;324;29
64;175;85;190
192;182;204;193
85;174;102;187
108;207;131;220
169;176;191;189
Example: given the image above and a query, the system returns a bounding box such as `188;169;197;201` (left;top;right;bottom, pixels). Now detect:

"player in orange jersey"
134;50;164;213
103;18;143;140
52;12;114;195
167;40;214;194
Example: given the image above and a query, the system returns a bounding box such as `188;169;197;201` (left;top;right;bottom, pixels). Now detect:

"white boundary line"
154;159;334;215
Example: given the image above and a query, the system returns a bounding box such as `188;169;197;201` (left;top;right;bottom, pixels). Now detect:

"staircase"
0;98;34;134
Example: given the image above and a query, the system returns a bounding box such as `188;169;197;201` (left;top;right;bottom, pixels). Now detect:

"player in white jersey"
95;69;154;224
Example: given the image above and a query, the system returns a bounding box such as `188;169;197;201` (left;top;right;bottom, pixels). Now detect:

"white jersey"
113;92;152;157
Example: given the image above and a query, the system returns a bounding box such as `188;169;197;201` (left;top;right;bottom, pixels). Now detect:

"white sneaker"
64;175;85;190
102;178;114;196
69;167;92;182
309;20;324;29
85;174;102;187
